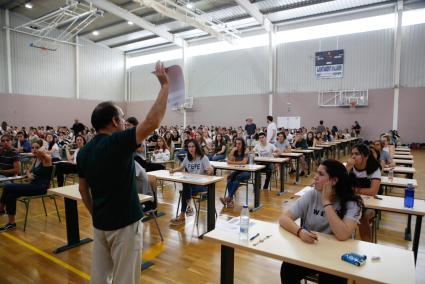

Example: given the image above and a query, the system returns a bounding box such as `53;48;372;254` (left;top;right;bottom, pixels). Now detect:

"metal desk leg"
413;215;422;264
405;214;412;241
294;158;300;184
221;245;234;284
277;162;285;196
251;171;263;211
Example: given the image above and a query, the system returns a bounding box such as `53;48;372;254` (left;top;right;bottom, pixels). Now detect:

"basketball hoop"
349;100;357;112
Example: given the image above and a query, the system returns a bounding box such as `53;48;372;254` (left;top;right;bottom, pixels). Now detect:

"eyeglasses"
253;235;272;246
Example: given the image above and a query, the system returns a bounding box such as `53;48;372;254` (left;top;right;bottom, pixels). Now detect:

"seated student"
372;140;395;168
209;133;227;161
345;143;381;242
219;138;250;208
126;117;165;172
306;131;315;147
275;132;291;153
254;132;279;189
15;131;32;153
55;135;86;187
0;134;21;178
45;133;61;162
195;131;211;156
169;139;213;226
0;139;53;232
152;136;170;162
134;161;157;212
279;159;363;284
163;131;173;149
292;131;308;176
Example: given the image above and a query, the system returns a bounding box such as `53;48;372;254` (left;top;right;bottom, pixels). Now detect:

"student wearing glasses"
169;139;213;226
279;159;363;283
0;139;52;232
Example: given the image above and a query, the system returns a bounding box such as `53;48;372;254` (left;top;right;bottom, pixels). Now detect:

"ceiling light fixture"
92;30;99;36
25;3;33;9
186;3;193;9
128;21;134;25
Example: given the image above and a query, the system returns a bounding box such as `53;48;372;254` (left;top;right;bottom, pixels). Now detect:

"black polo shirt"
77;127;143;231
0;147;19;177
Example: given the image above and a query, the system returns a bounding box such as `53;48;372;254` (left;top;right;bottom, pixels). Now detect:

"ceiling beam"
234;0;272;32
88;0;184;46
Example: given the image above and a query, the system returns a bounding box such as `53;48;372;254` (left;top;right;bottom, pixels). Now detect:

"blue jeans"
227;171;251;198
210;154;226;161
181;184;207;212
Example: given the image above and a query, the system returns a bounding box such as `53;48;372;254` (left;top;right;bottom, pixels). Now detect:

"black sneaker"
0;223;16;232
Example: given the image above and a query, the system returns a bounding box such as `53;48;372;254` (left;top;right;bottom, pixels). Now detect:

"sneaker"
0;223;16;232
170;217;185;226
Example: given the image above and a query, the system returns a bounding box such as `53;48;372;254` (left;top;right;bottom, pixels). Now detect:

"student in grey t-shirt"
169;139;213;226
279;159;363;283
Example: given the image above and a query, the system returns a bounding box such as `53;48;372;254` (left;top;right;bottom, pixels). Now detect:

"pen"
250;233;260;241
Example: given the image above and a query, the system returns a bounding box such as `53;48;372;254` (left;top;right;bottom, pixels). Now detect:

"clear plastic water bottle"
240;205;250;241
388;168;394;182
404;183;415;208
248;152;254;165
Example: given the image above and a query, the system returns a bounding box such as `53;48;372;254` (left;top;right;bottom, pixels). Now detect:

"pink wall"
1;88;424;143
398;87;425;143
274;89;394;141
0;93;125;129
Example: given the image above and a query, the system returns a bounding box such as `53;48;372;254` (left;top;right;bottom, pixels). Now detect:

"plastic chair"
142;184;164;241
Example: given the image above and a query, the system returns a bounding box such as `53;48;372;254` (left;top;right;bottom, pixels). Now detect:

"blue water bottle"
404;183;414;208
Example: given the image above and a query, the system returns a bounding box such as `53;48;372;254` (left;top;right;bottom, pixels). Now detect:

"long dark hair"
186;139;204;161
321;159;363;219
352;143;380;175
214;133;226;149
234;137;246;156
46;133;56;150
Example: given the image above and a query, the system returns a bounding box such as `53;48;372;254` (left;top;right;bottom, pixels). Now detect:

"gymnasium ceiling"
0;0;421;54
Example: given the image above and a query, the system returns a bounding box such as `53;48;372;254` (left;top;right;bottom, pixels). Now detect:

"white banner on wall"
277;116;301;129
315;49;344;79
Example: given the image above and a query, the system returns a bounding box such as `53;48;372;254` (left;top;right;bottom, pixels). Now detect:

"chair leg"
152;211;164;241
41;197;47;216
23;200;30;232
51;196;61;222
194;198;201;227
175;191;182;218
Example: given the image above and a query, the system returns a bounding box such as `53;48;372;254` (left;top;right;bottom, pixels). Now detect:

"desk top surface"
362;195;425;216
48;184;153;203
204;219;415;284
394;159;414;165
210;161;265;171
308;147;324;150
147;170;224;185
393;154;413;159
254;157;290;163
380;176;417;187
291;149;314;154
0;175;25;183
382;166;416;174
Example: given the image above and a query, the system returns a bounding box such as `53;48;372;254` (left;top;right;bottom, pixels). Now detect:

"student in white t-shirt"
345;143;381;242
279;159;363;283
254;132;279;189
169;139;213;226
266;115;277;144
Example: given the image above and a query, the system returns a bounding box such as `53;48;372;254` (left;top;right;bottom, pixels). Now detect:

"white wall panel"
188;46;269;97
277;29;394;92
0;10;7;92
130;59;183;101
401;24;425;88
79;38;125;101
10;12;75;98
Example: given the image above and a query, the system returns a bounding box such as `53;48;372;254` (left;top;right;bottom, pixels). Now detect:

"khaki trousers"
91;220;143;284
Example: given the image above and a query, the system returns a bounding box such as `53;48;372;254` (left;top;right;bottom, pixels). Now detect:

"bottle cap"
243;205;248;208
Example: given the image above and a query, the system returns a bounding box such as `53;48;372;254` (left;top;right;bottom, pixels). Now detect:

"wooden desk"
204;219;415;284
363;194;425;263
394;151;411;155
395;147;410;151
210;161;266;210
48;184;153;253
279;152;303;184
0;175;25;184
254;157;289;196
380;176;417;188
383;166;416;179
393;154;413;160
394;159;414;167
147;170;223;236
291;149;314;176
